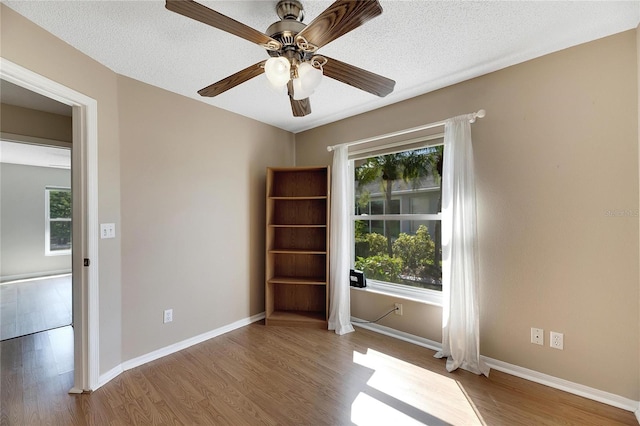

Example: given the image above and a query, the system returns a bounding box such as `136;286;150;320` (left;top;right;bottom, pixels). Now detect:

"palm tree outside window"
353;145;443;291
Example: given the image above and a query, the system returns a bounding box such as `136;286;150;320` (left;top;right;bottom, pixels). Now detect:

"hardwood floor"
0;274;72;341
1;322;636;425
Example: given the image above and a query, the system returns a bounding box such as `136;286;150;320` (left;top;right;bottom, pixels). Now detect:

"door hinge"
84;258;90;267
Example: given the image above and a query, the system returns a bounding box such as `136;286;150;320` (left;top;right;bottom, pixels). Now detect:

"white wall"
0;162;71;281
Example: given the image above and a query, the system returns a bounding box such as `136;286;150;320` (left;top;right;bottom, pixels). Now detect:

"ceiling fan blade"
166;0;282;50
198;61;266;97
287;80;311;117
290;97;311;117
296;0;382;49
322;56;395;97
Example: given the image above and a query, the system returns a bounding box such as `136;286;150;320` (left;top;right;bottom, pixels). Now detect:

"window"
46;187;71;255
352;144;443;294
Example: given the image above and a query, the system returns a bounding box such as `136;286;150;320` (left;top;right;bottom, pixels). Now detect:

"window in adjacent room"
352;141;443;296
45;187;72;255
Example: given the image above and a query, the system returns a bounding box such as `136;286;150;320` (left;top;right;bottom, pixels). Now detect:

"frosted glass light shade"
264;57;291;88
292;62;322;100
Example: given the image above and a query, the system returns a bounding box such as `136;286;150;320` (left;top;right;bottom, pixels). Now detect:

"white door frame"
1;58;100;392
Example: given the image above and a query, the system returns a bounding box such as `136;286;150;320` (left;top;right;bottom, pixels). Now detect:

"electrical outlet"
531;327;543;345
550;331;563;350
394;303;403;316
163;309;173;324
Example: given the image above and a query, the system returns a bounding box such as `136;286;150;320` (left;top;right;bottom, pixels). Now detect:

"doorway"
1;58;100;392
0;137;73;341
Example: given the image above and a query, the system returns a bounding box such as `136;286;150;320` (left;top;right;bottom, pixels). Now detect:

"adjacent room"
0;84;73;334
1;1;639;424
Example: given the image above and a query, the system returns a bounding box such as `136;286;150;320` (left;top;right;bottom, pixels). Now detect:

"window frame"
45;186;72;256
350;136;445;306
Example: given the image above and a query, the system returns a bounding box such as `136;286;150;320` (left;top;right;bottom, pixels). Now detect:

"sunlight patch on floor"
351;349;484;426
352;392;425;425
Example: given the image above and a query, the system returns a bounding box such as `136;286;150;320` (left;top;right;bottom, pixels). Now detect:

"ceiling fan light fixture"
264;57;291;87
292;61;322;100
169;0;394;117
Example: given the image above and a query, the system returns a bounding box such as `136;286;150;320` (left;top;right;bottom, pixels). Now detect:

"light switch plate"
100;223;116;239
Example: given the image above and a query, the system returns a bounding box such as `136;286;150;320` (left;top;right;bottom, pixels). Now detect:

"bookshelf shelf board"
266;310;327;328
268;277;327;285
269;249;326;255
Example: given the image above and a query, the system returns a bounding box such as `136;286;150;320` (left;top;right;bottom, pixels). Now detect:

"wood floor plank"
74;392;116;425
0;371;23;425
1;323;637;425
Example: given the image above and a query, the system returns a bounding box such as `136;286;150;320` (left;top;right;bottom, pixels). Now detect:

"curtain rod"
326;109;486;152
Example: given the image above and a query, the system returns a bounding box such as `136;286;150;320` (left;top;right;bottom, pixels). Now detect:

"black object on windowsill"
349;269;366;288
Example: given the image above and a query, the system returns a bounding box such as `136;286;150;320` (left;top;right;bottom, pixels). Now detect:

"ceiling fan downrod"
276;0;304;22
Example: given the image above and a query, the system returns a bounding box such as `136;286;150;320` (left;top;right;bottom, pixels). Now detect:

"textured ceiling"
3;1;639;133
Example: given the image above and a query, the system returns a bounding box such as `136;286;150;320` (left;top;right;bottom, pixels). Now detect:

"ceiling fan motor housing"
266;0;309;60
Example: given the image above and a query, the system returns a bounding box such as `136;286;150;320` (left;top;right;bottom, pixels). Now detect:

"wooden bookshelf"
265;167;330;328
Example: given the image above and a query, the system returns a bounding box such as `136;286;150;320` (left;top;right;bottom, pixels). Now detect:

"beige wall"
637;23;640;408
1;3;294;369
1;4;122;372
3;2;638;403
296;31;640;400
117;75;293;360
0;103;72;142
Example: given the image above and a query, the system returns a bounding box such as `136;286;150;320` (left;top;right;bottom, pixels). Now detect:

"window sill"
45;250;71;257
350;280;443;307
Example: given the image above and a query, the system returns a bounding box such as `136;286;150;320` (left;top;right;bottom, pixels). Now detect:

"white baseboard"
351;317;640;417
97;365;123;389
0;270;71;284
482;357;639;413
352;318;442;352
96;312;266;390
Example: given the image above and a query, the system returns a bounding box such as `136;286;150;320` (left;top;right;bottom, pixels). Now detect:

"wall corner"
636;22;640;407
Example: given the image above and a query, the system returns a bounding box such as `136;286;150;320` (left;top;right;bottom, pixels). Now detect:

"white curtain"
328;145;355;335
434;114;489;376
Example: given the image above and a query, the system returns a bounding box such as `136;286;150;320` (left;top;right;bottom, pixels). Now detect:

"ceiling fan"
165;0;396;117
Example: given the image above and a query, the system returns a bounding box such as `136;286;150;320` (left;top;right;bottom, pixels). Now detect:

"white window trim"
353;213;441;221
350;140;445;306
351;279;444;306
45;187;71;256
